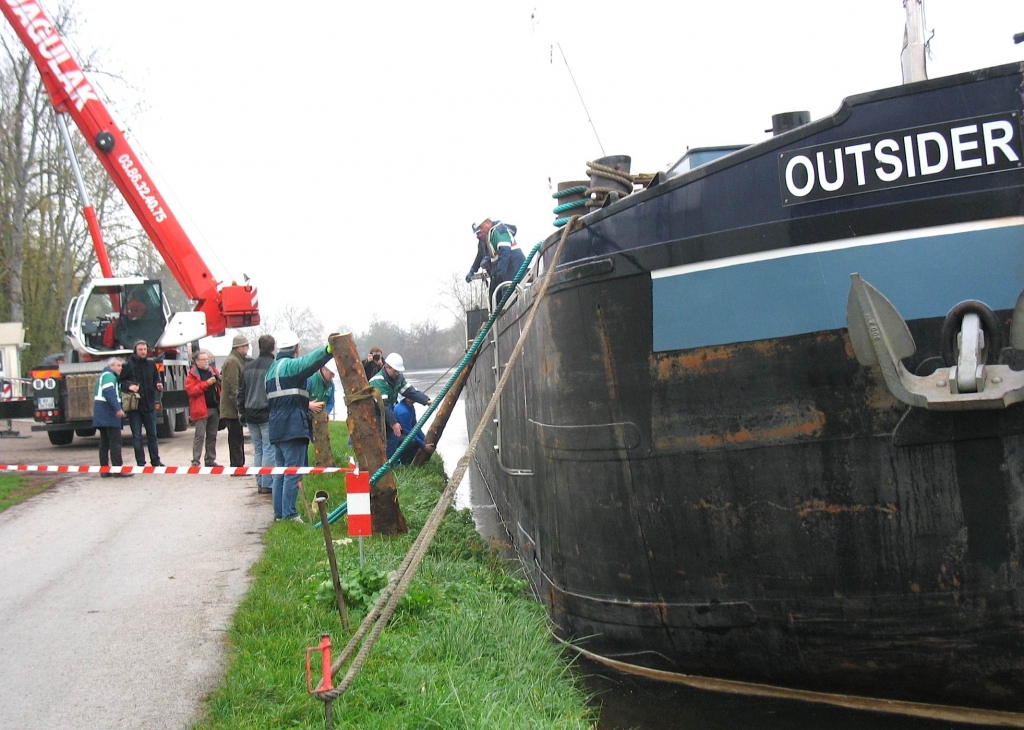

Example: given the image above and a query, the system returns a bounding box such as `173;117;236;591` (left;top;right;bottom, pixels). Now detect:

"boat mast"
901;0;928;83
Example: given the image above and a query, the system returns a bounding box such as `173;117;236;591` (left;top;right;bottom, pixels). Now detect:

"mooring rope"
342;386;386;440
560;639;1024;727
313;217;579;705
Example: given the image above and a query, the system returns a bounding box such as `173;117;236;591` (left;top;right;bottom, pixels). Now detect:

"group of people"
362;349;434;465
188;331;338;523
93;339;167;477
92;327;439;521
92;332;338;522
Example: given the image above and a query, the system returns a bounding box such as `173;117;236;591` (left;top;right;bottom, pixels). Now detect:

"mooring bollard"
315;491;350;631
305;633;333;693
305;632;334;730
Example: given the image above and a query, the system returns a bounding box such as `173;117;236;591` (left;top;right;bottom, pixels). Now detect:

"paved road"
0;422;272;729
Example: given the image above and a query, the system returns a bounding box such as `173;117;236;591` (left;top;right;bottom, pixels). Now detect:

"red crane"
1;0;260;343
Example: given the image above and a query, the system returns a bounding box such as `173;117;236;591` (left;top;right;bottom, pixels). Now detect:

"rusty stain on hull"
676;497;899;519
657;403;827;450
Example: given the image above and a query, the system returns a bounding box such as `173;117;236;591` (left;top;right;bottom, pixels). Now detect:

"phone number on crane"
117;154;168;223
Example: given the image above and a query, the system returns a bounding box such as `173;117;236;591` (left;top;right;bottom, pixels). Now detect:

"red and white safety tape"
0;464;346;475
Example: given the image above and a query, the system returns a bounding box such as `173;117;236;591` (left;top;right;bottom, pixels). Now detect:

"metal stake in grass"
314;491;350;632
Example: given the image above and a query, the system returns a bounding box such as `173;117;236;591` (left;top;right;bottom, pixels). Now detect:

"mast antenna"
557;43;606;156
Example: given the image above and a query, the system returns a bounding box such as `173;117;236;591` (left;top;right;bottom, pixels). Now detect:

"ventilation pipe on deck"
770;112;810;136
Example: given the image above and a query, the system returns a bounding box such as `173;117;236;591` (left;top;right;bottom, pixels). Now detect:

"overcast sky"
30;1;1024;343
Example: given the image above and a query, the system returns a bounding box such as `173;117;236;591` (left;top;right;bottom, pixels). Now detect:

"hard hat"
274;329;299;352
384;352;405;372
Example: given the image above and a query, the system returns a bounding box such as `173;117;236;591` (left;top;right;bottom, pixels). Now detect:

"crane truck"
1;0;260;445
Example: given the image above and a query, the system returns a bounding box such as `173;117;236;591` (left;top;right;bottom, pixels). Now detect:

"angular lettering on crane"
7;0;98;111
779;112;1022;206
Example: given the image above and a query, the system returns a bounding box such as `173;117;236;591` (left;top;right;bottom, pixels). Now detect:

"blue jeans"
128;409;160;466
272;438;307;520
248;421;274;488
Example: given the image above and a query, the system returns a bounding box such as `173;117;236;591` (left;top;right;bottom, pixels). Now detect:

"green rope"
553;199;586;215
552;185;587;199
320;241;546;527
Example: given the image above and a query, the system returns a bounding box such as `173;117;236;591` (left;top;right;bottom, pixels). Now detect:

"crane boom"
1;0;259;335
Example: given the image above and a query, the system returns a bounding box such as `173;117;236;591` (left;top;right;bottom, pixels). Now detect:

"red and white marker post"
346;461;372;566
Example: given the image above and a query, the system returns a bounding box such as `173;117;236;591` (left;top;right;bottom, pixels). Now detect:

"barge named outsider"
464;35;1024;713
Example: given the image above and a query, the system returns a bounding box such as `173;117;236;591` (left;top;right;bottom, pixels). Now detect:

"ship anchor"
846;273;1024;410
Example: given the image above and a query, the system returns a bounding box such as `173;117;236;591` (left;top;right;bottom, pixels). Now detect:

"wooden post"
329;333;407;535
311;410;336;467
412;349;479;467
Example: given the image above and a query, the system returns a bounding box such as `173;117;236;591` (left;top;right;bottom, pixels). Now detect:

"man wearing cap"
119;340;165;467
466;218;526;301
368;352;432;461
220;334;251;469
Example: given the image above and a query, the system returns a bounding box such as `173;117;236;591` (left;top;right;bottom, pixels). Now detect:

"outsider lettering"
779;113;1022;205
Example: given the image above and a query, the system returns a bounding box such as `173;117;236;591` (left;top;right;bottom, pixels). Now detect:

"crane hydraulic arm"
0;0;259;335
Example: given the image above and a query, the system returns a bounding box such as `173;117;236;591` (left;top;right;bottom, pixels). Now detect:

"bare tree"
272;303;326;353
436;270;487;327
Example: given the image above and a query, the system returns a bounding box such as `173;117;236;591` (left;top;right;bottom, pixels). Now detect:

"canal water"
400;369;983;730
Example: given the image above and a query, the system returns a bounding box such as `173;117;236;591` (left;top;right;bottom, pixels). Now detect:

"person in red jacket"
185;350;221;467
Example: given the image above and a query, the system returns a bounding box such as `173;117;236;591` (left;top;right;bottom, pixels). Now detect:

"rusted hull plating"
467;282;1024;709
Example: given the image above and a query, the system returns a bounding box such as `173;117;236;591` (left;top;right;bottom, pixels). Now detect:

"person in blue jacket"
390;395;435;464
266;330;334;522
93;357;130;478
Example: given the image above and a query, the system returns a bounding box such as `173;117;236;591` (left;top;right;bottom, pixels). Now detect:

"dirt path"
0;422;272;729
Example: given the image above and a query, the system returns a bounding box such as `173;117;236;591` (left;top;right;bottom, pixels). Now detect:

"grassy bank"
0;474;57;513
195;422;596;729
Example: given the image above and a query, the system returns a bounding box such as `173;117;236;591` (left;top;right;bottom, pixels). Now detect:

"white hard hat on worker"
274;330;299;352
384;352;405;372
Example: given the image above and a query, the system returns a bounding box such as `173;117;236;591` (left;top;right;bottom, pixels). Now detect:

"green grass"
196;422;596;730
0;474;57;513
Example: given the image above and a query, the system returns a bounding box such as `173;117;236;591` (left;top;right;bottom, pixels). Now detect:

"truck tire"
48;431;74;446
174;409;188;432
75;428;97;438
156;411;174;439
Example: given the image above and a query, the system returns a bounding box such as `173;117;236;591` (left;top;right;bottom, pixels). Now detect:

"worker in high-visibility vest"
93;357;130;478
467;218;526;301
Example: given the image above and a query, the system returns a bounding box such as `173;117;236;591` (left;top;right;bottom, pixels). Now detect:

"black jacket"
238;353;274;424
119;354;164;412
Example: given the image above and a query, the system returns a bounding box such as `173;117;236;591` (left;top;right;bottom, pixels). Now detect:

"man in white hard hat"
265;329;335;522
367;352;432;460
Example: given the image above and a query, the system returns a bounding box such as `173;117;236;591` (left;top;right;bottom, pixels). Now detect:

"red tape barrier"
0;464;345;475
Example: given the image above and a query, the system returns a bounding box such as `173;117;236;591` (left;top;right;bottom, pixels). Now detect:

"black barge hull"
465;63;1024;710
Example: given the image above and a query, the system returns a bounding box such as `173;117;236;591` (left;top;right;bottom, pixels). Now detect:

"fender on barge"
464;63;1024;711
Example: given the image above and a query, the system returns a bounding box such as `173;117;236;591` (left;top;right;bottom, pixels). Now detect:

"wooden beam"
330;333;407;535
412;349;479;467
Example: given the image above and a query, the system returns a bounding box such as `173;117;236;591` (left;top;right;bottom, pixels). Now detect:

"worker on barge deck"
467;218;525;301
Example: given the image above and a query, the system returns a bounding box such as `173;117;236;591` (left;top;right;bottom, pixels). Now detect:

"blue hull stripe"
652;223;1024;351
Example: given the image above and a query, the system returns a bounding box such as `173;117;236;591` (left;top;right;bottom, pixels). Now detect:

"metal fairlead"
846;273;1024;410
